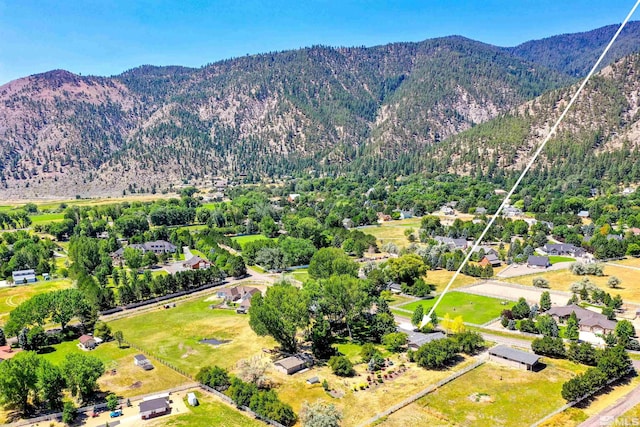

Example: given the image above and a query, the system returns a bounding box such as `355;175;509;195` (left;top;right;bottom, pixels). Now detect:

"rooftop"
489;345;540;365
139;397;169;413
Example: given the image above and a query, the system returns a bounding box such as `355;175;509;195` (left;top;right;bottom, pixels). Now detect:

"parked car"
110;409;122;418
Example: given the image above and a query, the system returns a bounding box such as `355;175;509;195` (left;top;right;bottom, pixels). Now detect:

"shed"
306;376;320;385
489;345;540;371
78;335;97;350
134;354;153;370
274;355;311;375
187;392;199;406
139;397;169;420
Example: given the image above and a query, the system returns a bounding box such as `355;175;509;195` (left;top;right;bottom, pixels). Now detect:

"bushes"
570;262;604;276
328;356;355;377
196;365;230;391
562;345;632;403
531;336;566;358
414;337;459;369
453;331;485;355
567;342;597;366
382;332;408;353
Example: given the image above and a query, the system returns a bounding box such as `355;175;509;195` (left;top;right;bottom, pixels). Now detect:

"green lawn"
0;279;73;324
285;268;309;283
231;234;271;249
29;212;65;224
149;391;263;427
397;292;510;325
108;294;276;376
549;256;575;265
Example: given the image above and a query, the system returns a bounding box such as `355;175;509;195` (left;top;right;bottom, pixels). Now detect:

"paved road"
182;246;194;260
394;314;533;350
577;361;640;427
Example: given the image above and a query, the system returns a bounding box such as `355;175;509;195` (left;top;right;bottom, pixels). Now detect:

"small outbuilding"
78;335;97;350
489;345;540;371
306;376;320;385
274;355;312;375
134;354;154;370
139;397;170;420
187;392;199;406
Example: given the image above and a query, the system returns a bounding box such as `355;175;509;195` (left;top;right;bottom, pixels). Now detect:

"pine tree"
411;305;424;327
566;312;580;341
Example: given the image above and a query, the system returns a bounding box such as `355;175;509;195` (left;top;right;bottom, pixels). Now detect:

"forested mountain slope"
0;22;638;198
506;21;640;77
424;53;640;192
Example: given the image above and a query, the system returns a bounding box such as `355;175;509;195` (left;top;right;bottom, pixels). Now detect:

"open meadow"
378;358;584;427
357;218;422;248
394;291;510;325
0;279;73;323
502;263;640;303
40;340;189;399
231;234;271;249
107;292;277;375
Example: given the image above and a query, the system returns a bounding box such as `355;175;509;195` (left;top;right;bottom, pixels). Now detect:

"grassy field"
396;292;509;325
427;269;480;291
358;218;423;248
40;341;188;398
502;264;640;303
29;212;65;224
231;234;271;249
379;358;582;427
273;353;479;427
549;256;575;264
108;293;276;375
148;391;263;427
0;279;73;323
285;268;310;283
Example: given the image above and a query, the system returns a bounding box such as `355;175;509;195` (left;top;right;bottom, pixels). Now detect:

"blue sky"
0;0;637;85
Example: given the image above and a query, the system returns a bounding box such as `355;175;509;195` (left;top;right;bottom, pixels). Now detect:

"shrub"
328;356;355;377
532;336;566;358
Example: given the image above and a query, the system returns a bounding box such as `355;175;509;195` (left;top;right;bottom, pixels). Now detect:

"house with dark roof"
434;236;469;250
139;397;170;420
489;345;540;371
479;253;501;267
475;207;487;215
546;304;617;335
543;243;584;257
527;256;550;269
274;355;312;375
405;330;446;350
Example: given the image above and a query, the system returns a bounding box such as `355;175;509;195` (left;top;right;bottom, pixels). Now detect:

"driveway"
183;246;194;260
162;261;187;275
78;390;191;427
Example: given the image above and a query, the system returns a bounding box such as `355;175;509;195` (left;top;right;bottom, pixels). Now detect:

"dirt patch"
180;346;197;359
468;392;492;403
129;381;142;389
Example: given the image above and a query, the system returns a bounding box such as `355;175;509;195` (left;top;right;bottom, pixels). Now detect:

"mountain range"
1;21;640;198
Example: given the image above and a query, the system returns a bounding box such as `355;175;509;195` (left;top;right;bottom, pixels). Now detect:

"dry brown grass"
502;264;640;303
274;354;478;427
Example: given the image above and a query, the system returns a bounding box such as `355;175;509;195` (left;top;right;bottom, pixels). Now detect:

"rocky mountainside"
0;23;639;198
